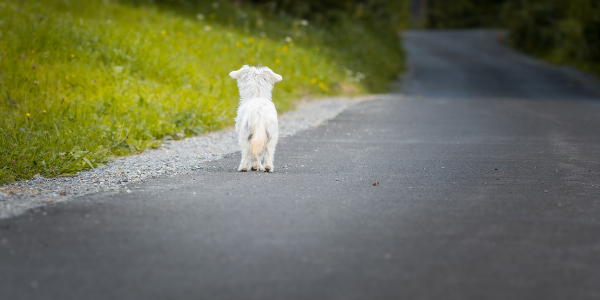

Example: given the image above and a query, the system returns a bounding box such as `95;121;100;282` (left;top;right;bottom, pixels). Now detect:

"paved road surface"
2;30;600;299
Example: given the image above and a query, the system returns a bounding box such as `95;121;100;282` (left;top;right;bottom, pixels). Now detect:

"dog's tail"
250;116;268;158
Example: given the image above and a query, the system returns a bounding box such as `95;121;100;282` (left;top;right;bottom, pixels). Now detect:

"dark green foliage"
503;0;600;77
245;0;409;30
426;0;507;29
243;0;410;89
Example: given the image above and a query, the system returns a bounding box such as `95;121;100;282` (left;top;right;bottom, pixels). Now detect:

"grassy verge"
0;0;406;185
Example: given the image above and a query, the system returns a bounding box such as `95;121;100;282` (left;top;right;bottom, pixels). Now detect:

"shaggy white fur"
229;65;282;172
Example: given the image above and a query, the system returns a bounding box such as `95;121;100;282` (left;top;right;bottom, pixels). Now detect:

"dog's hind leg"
263;139;276;173
251;154;265;171
239;148;252;172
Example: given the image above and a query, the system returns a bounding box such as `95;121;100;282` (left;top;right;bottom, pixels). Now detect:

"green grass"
0;0;405;185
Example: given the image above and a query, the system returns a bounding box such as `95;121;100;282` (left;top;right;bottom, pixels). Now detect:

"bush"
426;0;507;29
503;0;600;77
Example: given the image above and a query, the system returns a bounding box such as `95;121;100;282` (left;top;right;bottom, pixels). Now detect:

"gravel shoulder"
0;96;378;219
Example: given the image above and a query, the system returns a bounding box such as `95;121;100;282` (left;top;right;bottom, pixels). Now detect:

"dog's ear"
264;67;283;83
229;65;250;80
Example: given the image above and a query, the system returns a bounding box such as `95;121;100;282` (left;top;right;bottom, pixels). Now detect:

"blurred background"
417;0;599;79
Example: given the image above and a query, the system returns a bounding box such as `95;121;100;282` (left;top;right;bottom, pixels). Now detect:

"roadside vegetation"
425;0;600;78
425;0;506;29
0;0;407;184
502;0;600;78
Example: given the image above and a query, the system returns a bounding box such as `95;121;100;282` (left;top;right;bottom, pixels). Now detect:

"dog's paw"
238;167;248;172
264;166;273;173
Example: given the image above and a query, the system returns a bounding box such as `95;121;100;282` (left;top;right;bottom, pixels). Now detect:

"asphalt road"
2;30;600;300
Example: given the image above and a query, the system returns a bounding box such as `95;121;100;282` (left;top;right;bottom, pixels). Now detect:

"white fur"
229;65;282;172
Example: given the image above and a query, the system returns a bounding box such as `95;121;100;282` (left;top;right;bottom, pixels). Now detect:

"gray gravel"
0;96;378;219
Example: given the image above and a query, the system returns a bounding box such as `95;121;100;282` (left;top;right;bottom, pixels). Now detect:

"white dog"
229;65;282;172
